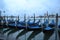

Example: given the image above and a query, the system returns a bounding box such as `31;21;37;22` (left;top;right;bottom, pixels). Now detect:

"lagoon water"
0;29;56;40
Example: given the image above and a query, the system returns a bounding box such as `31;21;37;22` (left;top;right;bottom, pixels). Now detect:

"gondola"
27;19;42;31
7;20;17;28
43;19;54;40
27;19;40;26
16;21;26;29
27;25;42;31
43;19;54;32
49;20;55;28
0;20;6;27
15;19;31;29
43;26;54;40
43;26;54;32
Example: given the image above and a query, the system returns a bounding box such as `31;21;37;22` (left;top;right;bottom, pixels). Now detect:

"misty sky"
0;0;60;16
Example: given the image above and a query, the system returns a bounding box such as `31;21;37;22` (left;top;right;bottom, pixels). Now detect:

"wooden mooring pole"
55;13;59;40
24;14;27;40
34;13;35;23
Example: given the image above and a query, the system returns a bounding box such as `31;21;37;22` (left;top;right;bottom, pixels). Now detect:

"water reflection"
3;28;12;34
43;30;54;40
58;31;60;40
16;29;28;40
7;28;20;36
27;29;42;40
0;28;56;40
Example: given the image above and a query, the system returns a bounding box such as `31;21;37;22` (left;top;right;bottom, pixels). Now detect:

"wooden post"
11;16;13;21
27;16;30;23
24;14;27;40
18;16;19;22
4;16;5;21
0;10;1;16
7;16;8;21
47;11;49;24
6;16;8;26
55;13;59;40
44;14;45;22
27;16;29;21
0;10;1;25
34;13;35;23
24;14;26;22
44;14;46;23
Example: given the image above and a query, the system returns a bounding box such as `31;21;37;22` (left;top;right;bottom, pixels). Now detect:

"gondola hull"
27;25;42;31
43;27;54;33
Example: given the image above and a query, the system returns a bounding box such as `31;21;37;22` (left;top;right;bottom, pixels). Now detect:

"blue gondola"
17;20;26;26
7;20;16;28
16;21;27;29
28;19;40;26
1;20;6;26
15;19;30;29
28;25;42;31
43;19;54;32
42;19;48;27
27;19;42;30
8;22;16;28
0;19;9;28
49;20;55;28
43;26;54;32
43;26;54;40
